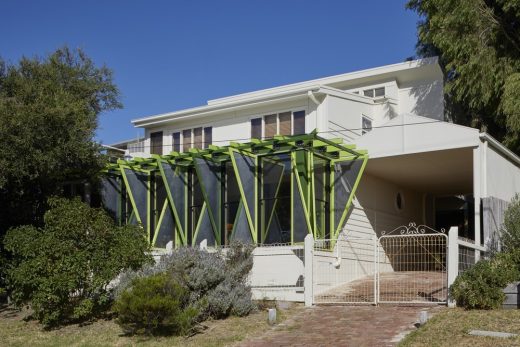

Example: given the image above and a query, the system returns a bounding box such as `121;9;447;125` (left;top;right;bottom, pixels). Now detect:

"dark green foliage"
500;194;520;252
0;47;121;235
114;273;199;336
450;252;520;309
407;0;520;152
3;197;152;327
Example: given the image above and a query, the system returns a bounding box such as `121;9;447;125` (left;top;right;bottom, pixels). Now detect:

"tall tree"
407;0;520;152
0;47;122;234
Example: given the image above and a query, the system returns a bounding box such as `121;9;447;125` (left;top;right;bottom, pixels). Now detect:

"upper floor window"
362;115;372;135
363;87;385;98
150;131;163;155
177;126;212;152
250;110;305;139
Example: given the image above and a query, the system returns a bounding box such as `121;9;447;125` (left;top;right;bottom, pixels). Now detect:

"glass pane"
150;131;163;155
172;132;180;152
264;114;277;138
183;129;192;152
204;127;212;149
363;89;374;97
314;157;330;239
279;112;291;136
224;161;240;244
251;118;262;139
374;87;385;97
193;127;203;149
293;111;305;135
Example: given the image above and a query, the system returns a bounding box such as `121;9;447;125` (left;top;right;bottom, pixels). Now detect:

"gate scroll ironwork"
377;222;448;304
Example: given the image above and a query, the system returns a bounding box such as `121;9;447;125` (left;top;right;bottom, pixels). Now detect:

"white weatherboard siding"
485;144;520;202
325;94;371;143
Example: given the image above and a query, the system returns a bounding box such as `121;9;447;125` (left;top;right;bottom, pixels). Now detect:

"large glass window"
193;127;203;149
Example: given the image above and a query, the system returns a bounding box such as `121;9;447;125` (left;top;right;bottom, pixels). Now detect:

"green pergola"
101;131;368;248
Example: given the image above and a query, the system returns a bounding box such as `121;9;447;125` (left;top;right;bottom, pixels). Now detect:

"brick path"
238;305;442;347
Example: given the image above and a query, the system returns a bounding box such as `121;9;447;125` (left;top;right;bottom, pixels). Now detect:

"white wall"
345;173;424;238
143;98;312;155
249;246;304;302
485;145;520;202
324;94;372;143
398;78;444;120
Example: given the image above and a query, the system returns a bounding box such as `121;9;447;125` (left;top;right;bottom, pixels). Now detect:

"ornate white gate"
377;223;448;304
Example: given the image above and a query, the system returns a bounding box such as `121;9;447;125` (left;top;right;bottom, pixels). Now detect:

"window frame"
361;115;373;135
249;108;307;140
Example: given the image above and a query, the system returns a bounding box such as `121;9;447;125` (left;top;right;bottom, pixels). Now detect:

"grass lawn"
0;304;300;347
400;308;520;347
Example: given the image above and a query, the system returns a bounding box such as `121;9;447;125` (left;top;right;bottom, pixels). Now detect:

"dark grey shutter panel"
150;131;163;155
204;127;212;148
183;129;192;151
172;132;180;152
293;111;305;135
251;118;262;139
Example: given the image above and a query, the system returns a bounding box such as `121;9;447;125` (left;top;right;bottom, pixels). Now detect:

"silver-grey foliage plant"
114;241;256;320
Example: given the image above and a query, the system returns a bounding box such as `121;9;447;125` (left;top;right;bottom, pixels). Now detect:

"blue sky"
1;1;420;145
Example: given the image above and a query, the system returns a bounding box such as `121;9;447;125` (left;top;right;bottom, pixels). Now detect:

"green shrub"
114;273;198;336
450;252;520;309
501;194;520;253
3;197;152;326
114;242;256;322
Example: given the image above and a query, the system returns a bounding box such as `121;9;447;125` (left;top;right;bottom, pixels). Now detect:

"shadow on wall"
407;59;445;120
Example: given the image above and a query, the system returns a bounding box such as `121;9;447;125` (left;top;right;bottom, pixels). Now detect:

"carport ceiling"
365;148;474;195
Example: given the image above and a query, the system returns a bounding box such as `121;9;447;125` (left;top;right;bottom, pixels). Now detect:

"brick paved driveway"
238;305;442;347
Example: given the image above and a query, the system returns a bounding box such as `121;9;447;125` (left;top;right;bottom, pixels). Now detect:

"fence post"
304;233;314;307
447;227;459;308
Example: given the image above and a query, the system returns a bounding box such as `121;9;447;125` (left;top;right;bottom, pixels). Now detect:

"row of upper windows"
150;127;213;155
149;110;306;155
250;110;305;139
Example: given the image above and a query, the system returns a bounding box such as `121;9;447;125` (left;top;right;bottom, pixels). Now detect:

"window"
204;127;212;149
150;131;163;155
172;132;180;152
251;118;262;139
193;127;203;149
363;87;385;98
279;112;291;136
182;129;192;151
264;114;277;138
362;115;372;135
293;111;305;135
250;110;306;139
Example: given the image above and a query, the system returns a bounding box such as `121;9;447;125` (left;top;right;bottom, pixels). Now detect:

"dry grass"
400;308;520;347
0;304;300;347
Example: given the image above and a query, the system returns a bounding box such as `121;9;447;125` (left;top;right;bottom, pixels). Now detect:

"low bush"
501;194;520;253
3;197;152;327
114;241;257;330
450;252;520;309
114;273;198;336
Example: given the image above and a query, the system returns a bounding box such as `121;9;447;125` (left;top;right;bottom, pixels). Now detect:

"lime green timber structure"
101;131;368;248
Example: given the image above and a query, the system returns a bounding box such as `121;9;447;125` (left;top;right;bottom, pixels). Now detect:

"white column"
473;147;481;261
447;226;459;308
304;233;314;307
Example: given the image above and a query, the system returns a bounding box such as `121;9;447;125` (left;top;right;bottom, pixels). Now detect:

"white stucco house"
122;57;520;254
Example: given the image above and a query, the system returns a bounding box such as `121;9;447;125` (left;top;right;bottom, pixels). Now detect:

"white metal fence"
377;232;448;304
312;236;377;304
